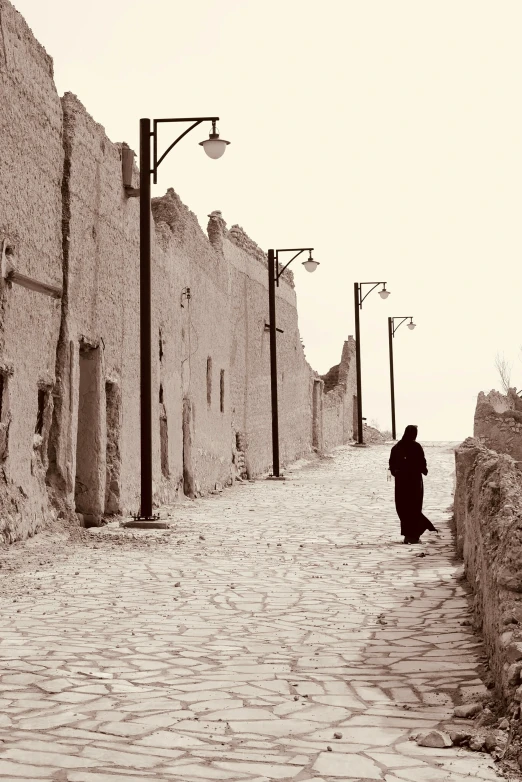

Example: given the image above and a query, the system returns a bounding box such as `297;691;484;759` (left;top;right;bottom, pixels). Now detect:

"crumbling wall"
224;221;315;476
474;388;522;464
53;89;315;514
321;337;357;452
49;92;145;521
1;0;360;536
153;194;233;497
455;438;522;710
0;1;63;540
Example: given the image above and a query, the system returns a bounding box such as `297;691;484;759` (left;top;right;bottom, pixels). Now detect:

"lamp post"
353;282;390;446
267;248;319;478
136;117;230;521
388;316;416;440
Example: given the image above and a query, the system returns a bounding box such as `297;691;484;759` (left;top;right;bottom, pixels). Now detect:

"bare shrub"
495;352;512;394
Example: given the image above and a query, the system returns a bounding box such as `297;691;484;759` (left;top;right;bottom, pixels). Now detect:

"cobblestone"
0;444;511;780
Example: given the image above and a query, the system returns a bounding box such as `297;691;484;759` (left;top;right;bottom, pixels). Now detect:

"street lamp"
267;248;318;478
136;117;230;522
353;282;391;446
388;316;416;441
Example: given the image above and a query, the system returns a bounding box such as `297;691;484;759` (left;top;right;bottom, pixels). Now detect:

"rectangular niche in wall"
312;379;322;450
0;373;5;422
159;383;169;478
207;357;212;407
105;380;122;515
75;344;102;517
0;371;9;461
35;388;46;435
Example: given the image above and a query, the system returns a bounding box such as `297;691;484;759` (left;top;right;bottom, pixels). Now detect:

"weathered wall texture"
224;221;320;475
47;92;144;523
321;338;357;453
152;195;233;500
474;388;522;464
0;1;63;541
455;438;522;710
0;0;358;539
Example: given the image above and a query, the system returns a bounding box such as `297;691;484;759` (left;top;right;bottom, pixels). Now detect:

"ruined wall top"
474;388;522;462
152;188;209;248
321;337;356;394
475;388;522;418
1;0;55;79
207;213;295;288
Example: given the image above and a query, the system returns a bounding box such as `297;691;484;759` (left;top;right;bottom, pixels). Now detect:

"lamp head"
199;121;230;159
302;250;319;273
408;321;416;330
379;285;390;299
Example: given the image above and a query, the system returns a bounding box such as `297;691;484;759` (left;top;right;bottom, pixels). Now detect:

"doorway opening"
75;344;102;516
159;383;169;478
105;380;121;515
312;379;322;450
182;397;194;497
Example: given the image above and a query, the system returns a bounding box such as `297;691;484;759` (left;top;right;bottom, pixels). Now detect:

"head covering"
401;425;418;442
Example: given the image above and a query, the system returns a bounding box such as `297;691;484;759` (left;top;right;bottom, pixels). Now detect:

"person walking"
389;424;438;544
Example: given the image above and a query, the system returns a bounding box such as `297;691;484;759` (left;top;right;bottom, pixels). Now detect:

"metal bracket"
152;117;219;184
1;240;62;299
265;322;284;334
391;316;414;337
274;248;313;287
358;282;387;309
181;287;191;308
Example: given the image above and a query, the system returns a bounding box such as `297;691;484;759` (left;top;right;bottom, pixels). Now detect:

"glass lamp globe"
408;321;416;330
199;132;230;159
302;259;319;273
379;287;390;299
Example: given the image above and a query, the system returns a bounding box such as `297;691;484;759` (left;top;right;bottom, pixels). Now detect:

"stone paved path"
0;444;508;781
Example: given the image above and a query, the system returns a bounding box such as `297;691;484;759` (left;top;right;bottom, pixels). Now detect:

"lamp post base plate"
121;518;169;529
267;475;286;481
352;442;368;448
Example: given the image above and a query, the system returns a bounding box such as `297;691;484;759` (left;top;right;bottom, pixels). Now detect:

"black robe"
389;440;436;539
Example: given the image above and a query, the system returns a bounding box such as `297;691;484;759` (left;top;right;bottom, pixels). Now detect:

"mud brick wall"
455;438;522;710
224;222;317;475
0;1;63;541
474;389;522;464
0;0;358;538
321;337;357;452
48;92;142;522
153;196;233;499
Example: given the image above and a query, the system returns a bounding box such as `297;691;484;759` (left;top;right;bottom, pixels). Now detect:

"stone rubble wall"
474;388;522;464
455;437;522;711
0;0;358;539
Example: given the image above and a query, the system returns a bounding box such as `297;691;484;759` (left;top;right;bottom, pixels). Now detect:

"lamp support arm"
391;316;414;337
152;116;219;183
358;281;387;308
275;249;306;285
274;248;314;287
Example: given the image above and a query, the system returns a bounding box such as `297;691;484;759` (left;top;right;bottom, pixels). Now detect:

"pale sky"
12;0;522;441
